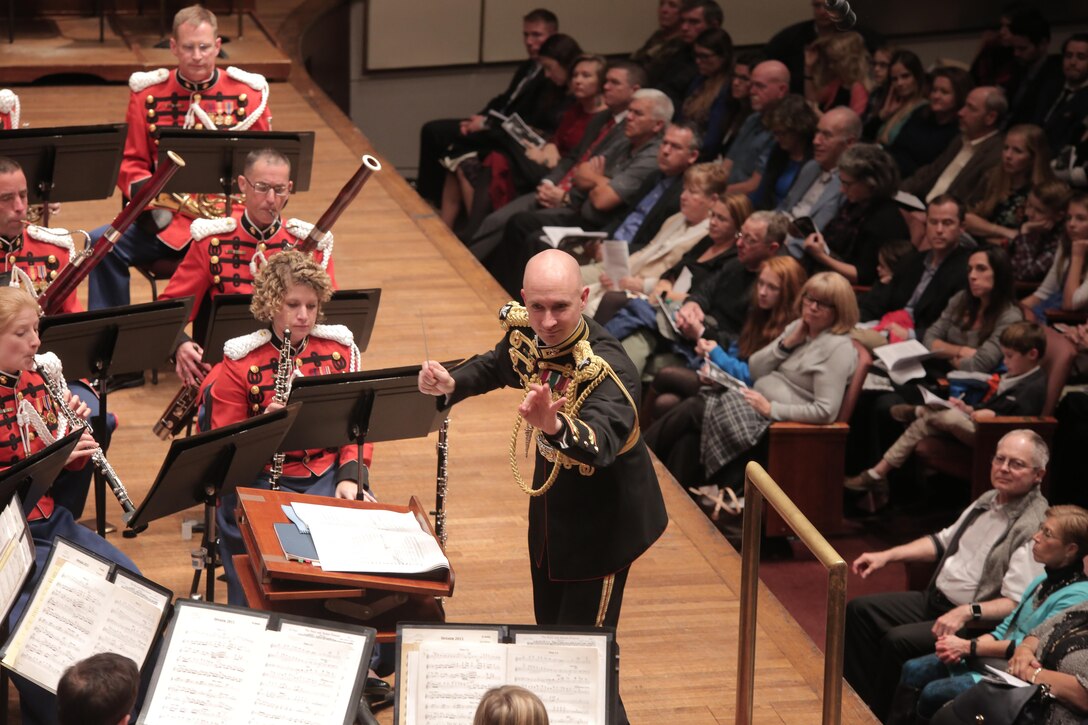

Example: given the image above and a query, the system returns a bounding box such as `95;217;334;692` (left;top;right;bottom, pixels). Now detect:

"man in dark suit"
901;87;1007;206
1035;33;1088;152
415;9;558;206
1005;8;1063;127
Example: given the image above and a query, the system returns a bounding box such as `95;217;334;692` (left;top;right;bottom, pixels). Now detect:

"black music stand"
0;124;127;226
156;129;315;197
198;288;382;364
128;404;301;602
0;429;82;517
283;364;454;495
38;298;193;538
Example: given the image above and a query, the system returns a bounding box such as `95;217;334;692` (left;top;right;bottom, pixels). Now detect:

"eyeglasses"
992;454;1034;472
734;231;761;244
243;177;290;197
178;42;217;57
801;293;834;311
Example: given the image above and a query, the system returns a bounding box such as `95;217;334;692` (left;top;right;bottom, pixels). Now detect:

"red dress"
119;66;273;250
160;204;337;320
1;225;81;313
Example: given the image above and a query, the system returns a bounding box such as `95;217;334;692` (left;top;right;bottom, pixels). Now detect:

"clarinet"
36;363;137;523
267;327;293;490
432;417;449;547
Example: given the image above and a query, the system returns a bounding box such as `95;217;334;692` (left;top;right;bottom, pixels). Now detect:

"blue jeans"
86;223;186;310
900;653;977;720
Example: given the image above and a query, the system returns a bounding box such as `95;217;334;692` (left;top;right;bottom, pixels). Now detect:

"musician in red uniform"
198;250;370;604
87;4;272;312
0;286;139;725
0;88;19;130
164;147;337;387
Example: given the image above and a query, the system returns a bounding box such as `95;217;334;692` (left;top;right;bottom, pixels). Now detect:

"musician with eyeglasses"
844;429;1051;722
0;286;140;725
86;4;272;313
161;148;337;388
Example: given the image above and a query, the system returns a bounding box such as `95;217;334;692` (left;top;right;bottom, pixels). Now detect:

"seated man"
1035;33;1088;152
722;60;790;197
844;429;1050;721
1004;8;1062;126
645;0;723;107
485;89;671;296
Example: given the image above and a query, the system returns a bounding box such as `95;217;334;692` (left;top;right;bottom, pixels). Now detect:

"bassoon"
152;154;383;439
37;151;186;316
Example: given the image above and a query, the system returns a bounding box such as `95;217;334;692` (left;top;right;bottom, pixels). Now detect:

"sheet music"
508;645;601;725
290;503;449;574
141;605;270;725
399;626;505;723
0;498;32;622
601;240;630;282
412;641;508;725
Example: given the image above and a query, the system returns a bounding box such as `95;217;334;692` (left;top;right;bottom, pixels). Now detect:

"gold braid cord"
504;307;612;496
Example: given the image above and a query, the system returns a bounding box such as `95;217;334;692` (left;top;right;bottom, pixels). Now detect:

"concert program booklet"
394;622;618;725
0;537;171;694
138;600;375;725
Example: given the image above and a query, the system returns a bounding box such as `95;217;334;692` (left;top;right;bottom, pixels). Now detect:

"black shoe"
364;677;394;712
105;372;145;391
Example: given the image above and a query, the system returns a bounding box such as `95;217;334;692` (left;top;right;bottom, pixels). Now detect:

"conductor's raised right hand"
175;341;212;387
419;360;455;397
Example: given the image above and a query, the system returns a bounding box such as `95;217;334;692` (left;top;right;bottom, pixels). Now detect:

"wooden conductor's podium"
234;488;453;643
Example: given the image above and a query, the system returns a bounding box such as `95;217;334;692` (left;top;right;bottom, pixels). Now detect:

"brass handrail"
736;461;848;725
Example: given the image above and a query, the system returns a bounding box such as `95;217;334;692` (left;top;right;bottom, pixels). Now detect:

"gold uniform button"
238;93;248;103
210;255;219;264
295;358;302;367
49;271;57;280
250;365;260;374
15;392;23;400
251;403;260;412
153;139;160;146
250;385;261;395
7;255;14;264
146;94;155;105
28;432;35;441
192;93;202;103
331;352;341;361
257;243;266;251
147;109;156;118
212;275;221;284
194;123;204;130
210;237;220;247
149;123;157;133
47;255;56;264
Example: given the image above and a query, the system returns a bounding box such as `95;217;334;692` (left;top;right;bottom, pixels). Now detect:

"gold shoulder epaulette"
499;301;529;331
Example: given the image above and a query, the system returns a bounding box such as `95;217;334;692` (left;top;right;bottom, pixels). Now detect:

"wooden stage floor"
0;13;878;725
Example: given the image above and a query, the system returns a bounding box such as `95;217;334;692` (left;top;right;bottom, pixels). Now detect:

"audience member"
716;50;762;155
751;95;817;211
890;504;1088;724
1036;33;1088;152
797;143;908;285
649;0;723;108
473;686;549;725
57;653;139;725
417;9;558;206
485;89;670;296
779;106;863;251
965;124;1053;244
1008;179;1074;284
1005;9;1062;127
632;0;684;68
1020;191;1088;318
803;31;871;116
680;28;733;158
843;429;1050;721
863;42;895;129
847;320;1044;494
886;66;973;180
1052;119;1088;190
901;86;1006;205
870;50;928;146
969;1;1022;88
722;60;790;196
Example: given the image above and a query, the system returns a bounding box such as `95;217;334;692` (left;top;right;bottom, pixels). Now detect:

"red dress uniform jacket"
2;225;81;314
119;66;272;250
160;205;336;320
0;353;86;522
201;325;368;480
0;89;18;130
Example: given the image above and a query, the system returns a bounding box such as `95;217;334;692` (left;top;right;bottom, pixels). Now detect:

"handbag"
930;680;1052;725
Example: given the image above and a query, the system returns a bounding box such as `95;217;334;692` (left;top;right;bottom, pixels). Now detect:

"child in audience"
1020;192;1088;319
846;321;1048;492
1007;180;1072;285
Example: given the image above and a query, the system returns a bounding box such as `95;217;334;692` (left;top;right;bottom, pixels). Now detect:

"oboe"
432;417;450;547
267;328;294;490
36;362;137;522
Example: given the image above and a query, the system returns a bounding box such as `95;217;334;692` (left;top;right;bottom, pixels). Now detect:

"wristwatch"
970;602;983;620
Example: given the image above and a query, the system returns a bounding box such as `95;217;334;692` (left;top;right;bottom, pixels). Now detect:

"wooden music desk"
235;488;452;642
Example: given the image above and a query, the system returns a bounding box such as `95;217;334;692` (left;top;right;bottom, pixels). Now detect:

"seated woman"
751;94;818;210
965;124;1054;244
583;162;728;318
0;287;139;724
716;50;759;156
1020;192;1088;320
797;143;909;285
642;256;806;427
1008;180;1073;286
438;34;582;230
803;31;871;116
847;320;1046;493
867;49;928;147
886;505;1088;725
198;250;368;605
861;42;894;132
680;28;733;159
886;66;972;180
645;271;858;496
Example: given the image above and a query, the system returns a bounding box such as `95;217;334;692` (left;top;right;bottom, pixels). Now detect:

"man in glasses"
87;4;273;315
162;148;335;388
843;429;1050;721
